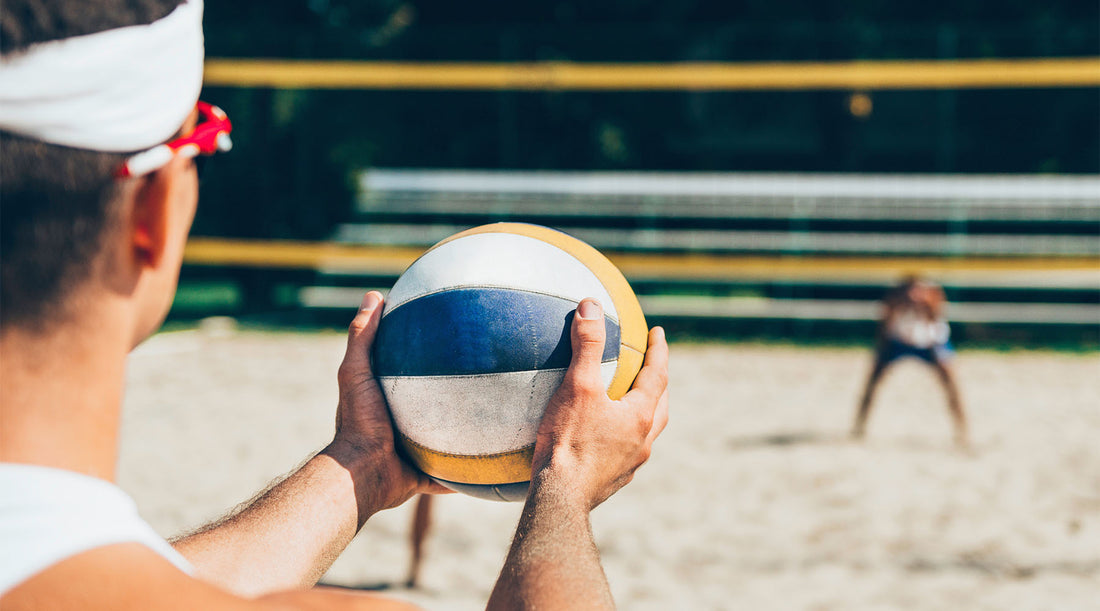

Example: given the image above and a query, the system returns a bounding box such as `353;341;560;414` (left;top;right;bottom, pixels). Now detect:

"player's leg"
931;357;969;448
405;494;434;588
852;355;889;439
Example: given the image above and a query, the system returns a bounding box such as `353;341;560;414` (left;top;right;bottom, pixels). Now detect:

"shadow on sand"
725;430;849;450
725;430;978;456
318;581;402;592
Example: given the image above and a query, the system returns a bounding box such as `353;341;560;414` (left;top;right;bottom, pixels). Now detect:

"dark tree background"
194;0;1100;239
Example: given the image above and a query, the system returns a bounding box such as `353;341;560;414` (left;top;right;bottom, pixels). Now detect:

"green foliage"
193;1;1099;240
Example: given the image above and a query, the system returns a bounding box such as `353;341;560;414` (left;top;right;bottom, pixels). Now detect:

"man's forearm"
488;469;614;611
171;442;383;597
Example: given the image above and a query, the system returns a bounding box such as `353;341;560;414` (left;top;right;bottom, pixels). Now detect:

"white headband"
0;0;204;153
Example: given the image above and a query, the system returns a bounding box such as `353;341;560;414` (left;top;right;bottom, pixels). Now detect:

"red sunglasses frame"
117;101;233;178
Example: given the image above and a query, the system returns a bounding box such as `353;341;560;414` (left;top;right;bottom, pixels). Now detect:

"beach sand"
120;328;1100;610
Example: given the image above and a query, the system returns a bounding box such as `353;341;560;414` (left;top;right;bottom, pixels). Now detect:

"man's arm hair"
487;470;614;610
488;303;670;609
168;293;447;597
169;446;369;596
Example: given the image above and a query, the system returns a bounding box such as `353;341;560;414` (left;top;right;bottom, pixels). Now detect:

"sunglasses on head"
116;101;233;179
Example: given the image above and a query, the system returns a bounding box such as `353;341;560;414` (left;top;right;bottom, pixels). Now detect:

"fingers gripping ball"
372;223;648;501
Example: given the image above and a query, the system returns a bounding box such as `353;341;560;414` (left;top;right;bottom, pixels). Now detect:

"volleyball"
372;223;648;501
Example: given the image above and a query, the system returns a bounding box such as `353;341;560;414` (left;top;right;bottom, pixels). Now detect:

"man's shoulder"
2;543;420;610
1;543;222;610
0;463;192;594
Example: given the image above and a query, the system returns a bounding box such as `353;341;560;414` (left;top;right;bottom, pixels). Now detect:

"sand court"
120;329;1100;610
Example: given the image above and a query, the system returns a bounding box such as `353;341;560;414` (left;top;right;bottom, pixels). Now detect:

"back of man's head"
0;0;185;333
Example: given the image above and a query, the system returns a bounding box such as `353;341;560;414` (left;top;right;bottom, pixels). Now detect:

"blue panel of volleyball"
374;288;620;377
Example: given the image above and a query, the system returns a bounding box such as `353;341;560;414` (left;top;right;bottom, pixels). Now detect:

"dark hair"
0;0;179;54
0;0;185;332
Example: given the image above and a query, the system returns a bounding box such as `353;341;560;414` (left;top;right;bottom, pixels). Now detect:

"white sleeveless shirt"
0;463;193;595
887;307;950;348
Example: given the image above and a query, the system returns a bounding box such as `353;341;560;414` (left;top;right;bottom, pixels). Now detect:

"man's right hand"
487;298;669;610
531;298;670;510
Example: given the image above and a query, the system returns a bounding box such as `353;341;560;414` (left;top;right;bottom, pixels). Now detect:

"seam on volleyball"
621;343;645;356
399;433;535;461
377;362;618;381
381;283;621;325
398;224;625;318
501;224;647;352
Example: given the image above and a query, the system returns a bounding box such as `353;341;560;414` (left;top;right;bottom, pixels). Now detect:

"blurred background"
177;1;1099;346
123;4;1100;609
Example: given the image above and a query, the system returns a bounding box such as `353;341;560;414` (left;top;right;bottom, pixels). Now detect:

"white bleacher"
315;170;1100;326
356;170;1100;222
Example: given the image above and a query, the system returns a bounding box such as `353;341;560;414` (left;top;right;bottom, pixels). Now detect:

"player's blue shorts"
878;338;954;366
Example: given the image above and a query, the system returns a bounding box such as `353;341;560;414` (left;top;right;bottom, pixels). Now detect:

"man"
851;276;968;447
0;1;670;608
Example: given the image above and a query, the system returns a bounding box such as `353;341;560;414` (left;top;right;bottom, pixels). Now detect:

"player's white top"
0;463;193;595
888;307;950;348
